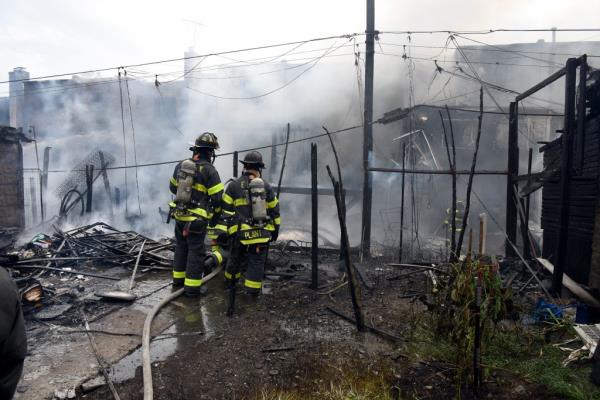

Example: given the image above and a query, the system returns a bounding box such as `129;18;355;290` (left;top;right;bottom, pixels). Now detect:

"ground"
66;256;600;400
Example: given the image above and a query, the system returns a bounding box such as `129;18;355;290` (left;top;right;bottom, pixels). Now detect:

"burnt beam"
553;58;578;296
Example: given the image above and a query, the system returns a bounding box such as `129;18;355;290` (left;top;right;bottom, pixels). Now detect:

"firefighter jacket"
169;159;224;223
444;207;464;233
222;174;281;245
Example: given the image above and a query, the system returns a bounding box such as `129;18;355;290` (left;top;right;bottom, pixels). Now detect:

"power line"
376;52;569;68
41;121;369;173
2;50;356;99
117;70;129;216
380;28;600;35
412;103;563;116
378;41;600;59
0;33;362;84
184;39;350;100
124;69;143;216
452;34;563;67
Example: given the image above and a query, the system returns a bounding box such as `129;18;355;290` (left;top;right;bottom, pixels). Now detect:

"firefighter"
444;200;465;256
0;265;27;400
169;132;224;297
444;200;465;234
222;151;280;295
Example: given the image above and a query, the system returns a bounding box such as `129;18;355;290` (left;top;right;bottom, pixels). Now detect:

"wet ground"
14;252;569;400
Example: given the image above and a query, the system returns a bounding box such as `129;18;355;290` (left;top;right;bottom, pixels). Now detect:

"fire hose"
142;264;223;400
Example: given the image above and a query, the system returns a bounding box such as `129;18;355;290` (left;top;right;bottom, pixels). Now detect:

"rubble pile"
4;221;174;321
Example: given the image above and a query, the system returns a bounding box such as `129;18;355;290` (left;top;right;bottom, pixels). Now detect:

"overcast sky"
2;0;599;89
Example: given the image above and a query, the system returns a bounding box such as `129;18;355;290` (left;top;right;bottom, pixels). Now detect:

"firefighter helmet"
189;132;220;151
240;151;265;169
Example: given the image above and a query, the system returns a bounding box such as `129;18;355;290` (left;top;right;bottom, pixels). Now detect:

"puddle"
108;278;227;383
109;325;179;383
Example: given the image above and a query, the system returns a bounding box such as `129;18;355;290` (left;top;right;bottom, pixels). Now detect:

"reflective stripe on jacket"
168;159;223;222
222;175;280;245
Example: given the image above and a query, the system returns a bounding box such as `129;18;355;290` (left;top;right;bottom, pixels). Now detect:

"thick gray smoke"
14;38;600;255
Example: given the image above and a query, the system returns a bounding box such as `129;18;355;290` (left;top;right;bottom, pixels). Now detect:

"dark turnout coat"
0;267;26;399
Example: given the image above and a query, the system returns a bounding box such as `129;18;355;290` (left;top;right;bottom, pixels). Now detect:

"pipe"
142;265;223;400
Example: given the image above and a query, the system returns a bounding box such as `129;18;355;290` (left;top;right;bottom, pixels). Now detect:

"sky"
2;0;600;88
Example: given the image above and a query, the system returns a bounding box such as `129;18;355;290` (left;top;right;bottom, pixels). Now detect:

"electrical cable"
43;121;368;173
453;34;565;67
378;41;600;59
0;33;362;84
124;69;143;216
380;28;600;35
376;52;575;69
1;50;357;99
184;39;350;100
155;85;185;136
117;70;129;217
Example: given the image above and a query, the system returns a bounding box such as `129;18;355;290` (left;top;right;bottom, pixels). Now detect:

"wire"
124;69;143;216
2;50;357;99
117;70;129;217
3;45;352;98
414;104;562;116
451;36;542;147
155;86;185;136
0;33;361;84
378;41;600;59
376;52;573;68
184;39;350;100
43;121;369;173
160;56;207;84
453;34;563;67
380;28;600;35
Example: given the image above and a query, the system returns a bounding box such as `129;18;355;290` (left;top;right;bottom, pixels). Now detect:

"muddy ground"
75;258;563;400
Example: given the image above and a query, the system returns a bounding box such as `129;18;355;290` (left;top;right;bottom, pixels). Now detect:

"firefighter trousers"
226;243;268;295
173;219;207;296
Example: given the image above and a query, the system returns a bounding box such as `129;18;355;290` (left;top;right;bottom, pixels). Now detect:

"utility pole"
361;0;375;258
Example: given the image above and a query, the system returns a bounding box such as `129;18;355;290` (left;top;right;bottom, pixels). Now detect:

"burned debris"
3;5;600;399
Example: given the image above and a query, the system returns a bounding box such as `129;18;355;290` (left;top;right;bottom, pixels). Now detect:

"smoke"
15;37;600;255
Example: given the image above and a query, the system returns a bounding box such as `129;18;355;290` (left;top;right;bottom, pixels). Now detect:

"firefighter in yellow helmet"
222;151;280;299
168;132;224;297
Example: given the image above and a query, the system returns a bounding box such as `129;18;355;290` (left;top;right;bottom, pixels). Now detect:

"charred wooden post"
327;165;365;332
456;87;484;260
233;151;238;178
276;123;291;199
473;275;482;394
270;134;278;179
399;143;406;263
506;101;519;257
42;146;51;220
311;143;319;290
29;177;38;225
439;110;456;260
553;58;579;295
115;188;121;207
576;56;588;173
98;151;113;218
85;164;94;214
323;126;346;260
524;148;533;258
446;106;458;261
